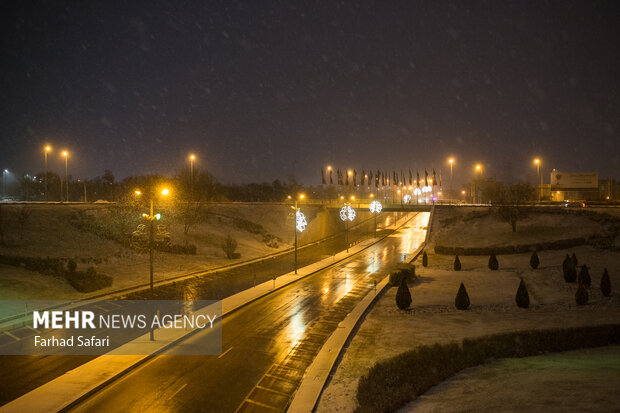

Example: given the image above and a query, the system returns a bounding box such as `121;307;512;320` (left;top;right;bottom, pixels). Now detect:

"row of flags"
321;168;441;188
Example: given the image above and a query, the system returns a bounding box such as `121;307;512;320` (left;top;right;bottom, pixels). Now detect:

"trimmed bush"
453;255;462;271
575;283;588;305
395;277;412;310
572;253;578;267
488;252;498;271
455;283;470;310
563;261;577;283
601;268;611;297
562;254;571;272
578;265;591;287
516;279;530;308
355;324;620;413
389;265;416;286
66;267;113;293
422;251;428;267
530;251;539;269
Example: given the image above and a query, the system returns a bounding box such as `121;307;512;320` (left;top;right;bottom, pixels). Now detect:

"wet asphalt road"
70;212;428;413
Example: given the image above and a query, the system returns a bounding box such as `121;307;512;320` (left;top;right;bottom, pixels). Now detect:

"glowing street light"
474;164;483;204
62;151;69;202
340;203;356;252
189;153;196;198
2;169;8;199
533;158;541;202
448;157;455;193
292;193;306;274
44;145;52;202
369;200;382;235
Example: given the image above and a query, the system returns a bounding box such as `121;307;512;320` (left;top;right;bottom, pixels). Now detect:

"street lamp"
340;203;356;252
134;187;171;291
44;145;51;202
534;158;541;202
189;154;196;198
369;200;382;235
2;169;8;199
292;193;307;274
62;151;69;202
448;157;455;194
474;164;482;204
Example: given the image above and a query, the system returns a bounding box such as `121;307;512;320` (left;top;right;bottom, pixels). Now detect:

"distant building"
549;170;600;201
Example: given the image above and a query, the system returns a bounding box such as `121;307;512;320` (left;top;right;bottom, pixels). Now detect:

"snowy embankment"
0;203;361;299
317;207;620;413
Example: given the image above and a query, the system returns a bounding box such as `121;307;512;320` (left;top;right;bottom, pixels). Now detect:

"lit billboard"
550;171;598;188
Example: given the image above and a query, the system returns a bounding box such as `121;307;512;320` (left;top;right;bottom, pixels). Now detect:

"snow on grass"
430;207;601;250
317;245;620;413
0;203;346;298
399;346;620;413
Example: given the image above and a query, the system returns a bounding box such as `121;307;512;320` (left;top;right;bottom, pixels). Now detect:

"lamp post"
44;146;51;202
62;151;69;202
369;200;382;236
340;203;356;252
292;193;307;274
189;154;196;199
534;158;541;203
2;169;7;199
135;188;170;291
448;158;454;195
474;164;482;204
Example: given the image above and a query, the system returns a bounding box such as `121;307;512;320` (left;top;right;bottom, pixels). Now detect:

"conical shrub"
422;251;428;267
571;253;578;267
563;261;577;283
530;251;540;269
454;255;462;271
562;254;571;272
578;265;591;287
396;277;412;310
455;282;470;310
516;279;530;308
575;283;588;305
488;252;499;271
600;268;611;297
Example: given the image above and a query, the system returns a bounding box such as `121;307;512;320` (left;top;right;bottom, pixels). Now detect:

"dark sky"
1;0;619;185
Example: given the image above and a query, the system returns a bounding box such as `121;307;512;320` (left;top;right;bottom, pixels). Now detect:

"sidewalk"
0;214;415;413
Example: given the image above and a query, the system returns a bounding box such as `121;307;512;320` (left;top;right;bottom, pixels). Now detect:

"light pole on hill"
62;151;69;202
44;145;51;202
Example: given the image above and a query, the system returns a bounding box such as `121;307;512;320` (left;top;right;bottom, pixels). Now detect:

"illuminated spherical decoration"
340;205;356;221
403;194;412;204
422;185;432;193
369;200;382;213
413;188;422;196
296;210;307;232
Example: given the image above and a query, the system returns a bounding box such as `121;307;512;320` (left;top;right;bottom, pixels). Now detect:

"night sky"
1;1;619;185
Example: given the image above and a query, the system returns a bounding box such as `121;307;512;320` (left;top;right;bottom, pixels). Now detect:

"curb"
0;214;416;413
287;213;431;412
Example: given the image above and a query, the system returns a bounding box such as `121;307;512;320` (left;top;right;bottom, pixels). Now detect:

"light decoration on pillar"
296;210;307;232
340;204;356;221
369;200;382;213
403;194;412;204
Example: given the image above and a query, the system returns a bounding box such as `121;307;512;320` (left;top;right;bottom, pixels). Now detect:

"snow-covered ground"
399;346;620;413
0;203;370;299
317;207;620;412
430;206;601;250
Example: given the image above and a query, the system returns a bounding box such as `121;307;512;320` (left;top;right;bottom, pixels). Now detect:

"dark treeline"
9;169;300;203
